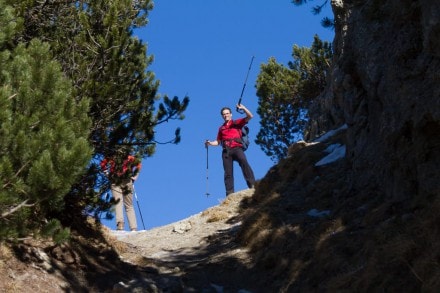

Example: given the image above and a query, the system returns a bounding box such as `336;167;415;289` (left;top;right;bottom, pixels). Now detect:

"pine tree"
289;35;333;101
9;0;189;224
255;35;332;162
292;0;333;28
0;23;92;240
256;58;304;161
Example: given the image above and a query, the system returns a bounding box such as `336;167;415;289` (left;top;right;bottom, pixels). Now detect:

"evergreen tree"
289;35;333;101
256;35;332;162
8;0;189;224
256;58;303;161
14;0;189;155
292;0;334;28
0;8;92;240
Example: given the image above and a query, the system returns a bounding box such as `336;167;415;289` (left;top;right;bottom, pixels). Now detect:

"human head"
220;107;232;121
220;107;232;115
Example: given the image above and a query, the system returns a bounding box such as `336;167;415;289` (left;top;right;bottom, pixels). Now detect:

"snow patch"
315;144;346;166
110;229;144;240
307;208;331;218
313;124;348;143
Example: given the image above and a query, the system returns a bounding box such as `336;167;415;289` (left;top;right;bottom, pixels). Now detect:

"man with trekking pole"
205;103;256;196
100;153;142;231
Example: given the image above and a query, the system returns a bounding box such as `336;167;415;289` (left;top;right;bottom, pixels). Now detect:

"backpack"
239;125;250;151
226;121;250;151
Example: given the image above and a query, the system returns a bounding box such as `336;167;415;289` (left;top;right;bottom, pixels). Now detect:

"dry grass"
0;126;437;292
201;204;231;222
234;128;440;292
201;189;254;223
202;209;231;223
1;282;21;293
0;244;23;292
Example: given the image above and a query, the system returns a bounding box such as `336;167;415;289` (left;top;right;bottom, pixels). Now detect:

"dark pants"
222;147;255;195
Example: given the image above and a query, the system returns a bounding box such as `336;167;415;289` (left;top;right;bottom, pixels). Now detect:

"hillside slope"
0;126;353;292
0;124;438;292
1;0;439;292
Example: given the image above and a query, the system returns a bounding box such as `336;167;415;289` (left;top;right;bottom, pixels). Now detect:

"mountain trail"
105;188;259;292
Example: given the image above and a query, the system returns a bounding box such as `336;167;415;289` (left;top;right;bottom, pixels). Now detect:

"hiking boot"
116;222;124;231
130;228;137;232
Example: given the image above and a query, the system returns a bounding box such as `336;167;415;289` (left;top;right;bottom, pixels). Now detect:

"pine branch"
1;199;35;218
2;161;31;189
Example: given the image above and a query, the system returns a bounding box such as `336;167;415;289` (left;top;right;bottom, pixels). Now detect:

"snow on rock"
110;229;143;241
315;143;346;166
313;124;348;143
307;208;331;218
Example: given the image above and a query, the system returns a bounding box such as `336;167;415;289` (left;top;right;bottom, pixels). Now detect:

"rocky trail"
0;189;263;293
106;188;260;292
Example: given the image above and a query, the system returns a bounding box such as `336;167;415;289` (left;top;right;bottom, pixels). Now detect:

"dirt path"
108;188;259;292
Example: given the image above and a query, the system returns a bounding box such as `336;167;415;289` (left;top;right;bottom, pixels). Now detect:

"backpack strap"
221;120;243;149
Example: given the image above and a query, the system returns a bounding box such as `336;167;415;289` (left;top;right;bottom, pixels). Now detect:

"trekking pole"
236;55;255;114
205;144;210;197
132;183;146;230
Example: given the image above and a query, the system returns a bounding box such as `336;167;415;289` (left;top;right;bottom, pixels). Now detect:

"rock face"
308;0;440;200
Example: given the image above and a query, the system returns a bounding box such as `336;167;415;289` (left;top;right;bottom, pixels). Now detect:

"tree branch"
1;199;35;218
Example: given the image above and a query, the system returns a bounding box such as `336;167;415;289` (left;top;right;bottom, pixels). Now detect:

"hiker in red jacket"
205;104;255;196
101;154;141;231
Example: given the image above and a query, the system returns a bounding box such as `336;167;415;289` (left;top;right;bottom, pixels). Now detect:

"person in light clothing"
101;154;141;231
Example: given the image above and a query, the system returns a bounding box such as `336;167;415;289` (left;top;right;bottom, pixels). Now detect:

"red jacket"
100;155;141;178
216;118;247;148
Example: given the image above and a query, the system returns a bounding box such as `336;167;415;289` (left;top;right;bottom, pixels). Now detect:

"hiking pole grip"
236;98;244;114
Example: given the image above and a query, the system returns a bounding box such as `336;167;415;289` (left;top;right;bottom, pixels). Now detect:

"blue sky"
103;0;334;230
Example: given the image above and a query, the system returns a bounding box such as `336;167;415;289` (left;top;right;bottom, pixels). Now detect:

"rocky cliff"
309;0;439;204
236;0;440;291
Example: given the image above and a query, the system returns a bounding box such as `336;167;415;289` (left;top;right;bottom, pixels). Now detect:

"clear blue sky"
103;0;334;230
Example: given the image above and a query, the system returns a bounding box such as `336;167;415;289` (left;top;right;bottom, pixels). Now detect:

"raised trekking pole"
236;55;255;114
132;183;146;230
205;143;210;197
